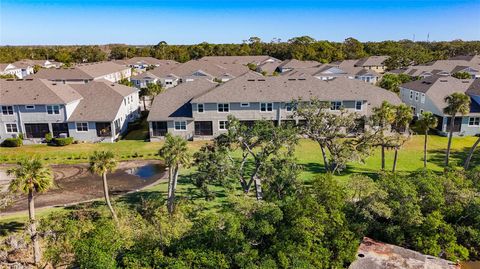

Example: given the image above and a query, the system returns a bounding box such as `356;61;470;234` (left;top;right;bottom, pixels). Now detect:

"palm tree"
372;101;396;170
443;93;471;166
416;112;438;168
7;158;53;266
464;134;480;170
89;151;118;222
391;104;413;172
159;134;190;214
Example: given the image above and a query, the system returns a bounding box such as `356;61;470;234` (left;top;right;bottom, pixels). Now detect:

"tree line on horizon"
1;37;479;70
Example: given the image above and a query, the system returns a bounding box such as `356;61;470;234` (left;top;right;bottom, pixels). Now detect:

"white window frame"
260;102;273;112
240;102;250;108
218;120;228;130
2;106;14;115
217;103;229;113
25;105;35;110
409;90;413;100
5;123;18;133
76;122;88;132
415;92;419;102
46;105;60;115
468;117;480;126
174;121;187;131
355;101;362;111
197;104;204;113
411;106;416;115
421;93;425;104
330;101;342;111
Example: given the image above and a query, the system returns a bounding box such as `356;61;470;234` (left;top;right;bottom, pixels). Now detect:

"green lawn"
1;134;478;235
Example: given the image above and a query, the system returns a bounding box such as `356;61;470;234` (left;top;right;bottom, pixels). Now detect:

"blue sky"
1;0;479;45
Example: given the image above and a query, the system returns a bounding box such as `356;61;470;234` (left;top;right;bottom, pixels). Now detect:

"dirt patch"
0;160;166;214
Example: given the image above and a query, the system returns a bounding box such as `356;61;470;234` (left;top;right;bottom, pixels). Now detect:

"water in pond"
125;164;164;180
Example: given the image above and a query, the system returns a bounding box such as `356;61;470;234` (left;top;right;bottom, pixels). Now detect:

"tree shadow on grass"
428;146;480;168
301;162;382;184
0;221;24;236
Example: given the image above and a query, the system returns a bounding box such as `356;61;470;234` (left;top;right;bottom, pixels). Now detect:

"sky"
1;0;479;45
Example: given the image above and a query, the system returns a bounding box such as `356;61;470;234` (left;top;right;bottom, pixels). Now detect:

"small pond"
125;164;165;180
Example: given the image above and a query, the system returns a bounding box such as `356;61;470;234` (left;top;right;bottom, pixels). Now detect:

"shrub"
51;137;74;146
1;138;22;147
45;133;53;143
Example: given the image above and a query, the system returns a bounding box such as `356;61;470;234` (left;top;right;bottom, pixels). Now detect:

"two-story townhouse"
0;64;23;78
0;79;140;143
353;56;390;74
399;76;480;136
67;81;140;142
32;62;131;83
0;79;83;141
147;79;218;141
148;72;401;140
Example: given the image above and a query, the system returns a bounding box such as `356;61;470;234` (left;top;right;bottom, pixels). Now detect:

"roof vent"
258;79;265;81
298;78;306;81
462;81;470;83
440;80;448;82
247;79;255;81
288;78;296;81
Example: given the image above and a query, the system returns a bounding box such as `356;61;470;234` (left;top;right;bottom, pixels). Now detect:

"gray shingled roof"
355;56;389;67
277;59;321;69
147;79;218;121
0;78;83;105
192;72;400;113
115;57;178;66
199;55;278;65
76;62;129;78
68;81;138;122
401;76;475;115
32;67;93;80
467;79;480;96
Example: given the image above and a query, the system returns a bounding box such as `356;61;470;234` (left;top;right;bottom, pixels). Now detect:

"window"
219;121;228;130
286;103;296;112
218;103;229;112
76;122;88;132
421;93;425;104
5;123;18;133
260;102;273;112
165;80;173;85
46;105;60;115
240;103;250;108
415;92;419;102
355;101;362;111
330;101;342;111
174;121;187;131
420;109;424;114
411;106;416;114
409;90;413;100
2;106;13;115
469;117;480;126
197;104;204;113
25;105;35;110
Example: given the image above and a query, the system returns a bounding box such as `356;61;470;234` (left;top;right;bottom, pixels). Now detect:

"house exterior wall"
94;68;132;82
0;104;70;141
149;100;369;140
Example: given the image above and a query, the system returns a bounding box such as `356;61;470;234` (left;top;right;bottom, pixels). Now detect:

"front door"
194;121;213;136
24;123;50;138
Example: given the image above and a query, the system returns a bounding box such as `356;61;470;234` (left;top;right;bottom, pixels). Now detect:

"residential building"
276;59;322;73
0;78;139;143
399;76;479;136
353;56;390;73
32;61;131;83
392;55;480;79
115;57;178;70
0;63;23;78
147;79;218;141
148;72;401;140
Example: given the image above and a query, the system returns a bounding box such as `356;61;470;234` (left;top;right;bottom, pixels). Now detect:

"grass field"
1;134;479;235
